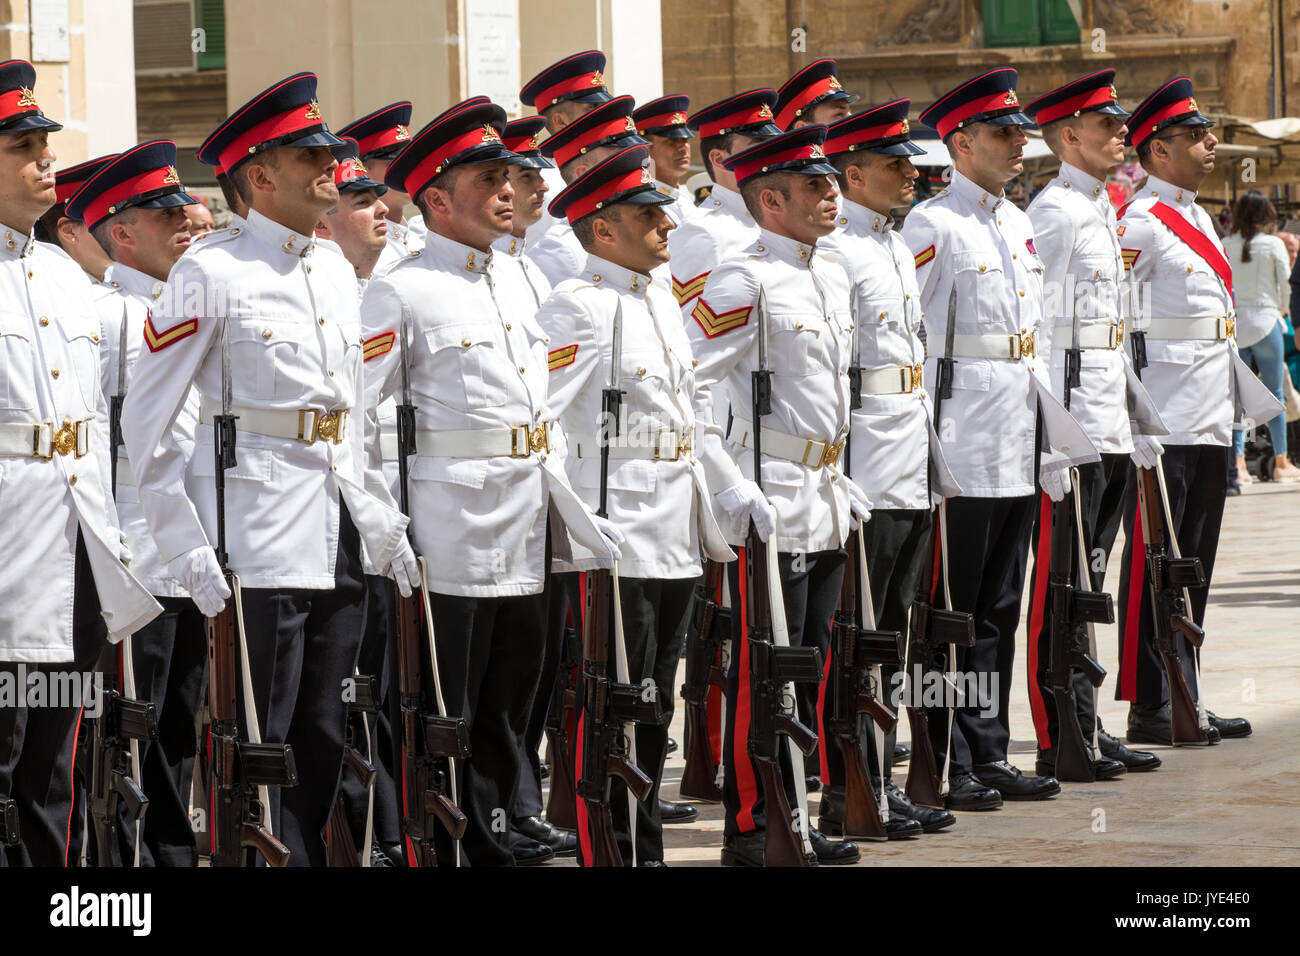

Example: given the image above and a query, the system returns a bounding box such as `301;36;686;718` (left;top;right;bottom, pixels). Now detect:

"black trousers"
1025;454;1128;753
821;509;932;790
926;496;1037;775
1116;445;1227;706
1;533;106;867
340;574;400;851
513;570;573;823
426;588;548;867
722;547;845;838
237;504;367;867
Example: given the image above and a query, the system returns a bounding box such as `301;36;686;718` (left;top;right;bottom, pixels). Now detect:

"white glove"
118;530;132;567
387;537;421;598
846;478;873;530
591;515;624;563
1130;434;1164;470
1039;454;1071;503
716;480;776;541
168;546;230;617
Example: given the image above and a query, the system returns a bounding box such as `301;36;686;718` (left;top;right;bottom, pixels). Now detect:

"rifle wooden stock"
679;704;722;803
582;799;623;867
755;757;809;867
840;736;886;842
680;560;728;802
544;618;581;830
903;707;943;808
241;821;290;868
326;795;360;868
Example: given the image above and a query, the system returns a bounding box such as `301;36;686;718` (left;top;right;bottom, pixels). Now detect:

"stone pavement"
546;479;1300;867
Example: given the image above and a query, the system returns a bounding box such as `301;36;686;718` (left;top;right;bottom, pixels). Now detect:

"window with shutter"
983;0;1079;48
194;0;227;71
133;0;196;72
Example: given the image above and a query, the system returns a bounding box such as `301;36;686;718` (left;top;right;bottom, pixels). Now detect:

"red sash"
1147;200;1233;298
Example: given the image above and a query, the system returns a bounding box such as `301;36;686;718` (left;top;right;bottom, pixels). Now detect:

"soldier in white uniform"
903;68;1080;809
668;90;781;317
774;58;857;131
531;96;648;287
1021;70;1164;777
818;101;957;836
338;102;424;274
633;95;698;226
32;157;115;281
538;145;735;865
315;138;391;287
121;73;417;867
360;99;622;866
690;125;872;866
0;60;160;867
1114;78;1255;744
66;140;207;865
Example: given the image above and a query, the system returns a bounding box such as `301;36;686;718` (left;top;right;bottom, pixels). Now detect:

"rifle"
393;313;471;867
1130;332;1210;746
206;319;298;867
576;299;662;866
326;673;379;867
904;287;976;809
679;559;728;802
543;611;580;831
745;285;822;867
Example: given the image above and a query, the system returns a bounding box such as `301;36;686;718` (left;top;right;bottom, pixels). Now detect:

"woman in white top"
1223;191;1300;483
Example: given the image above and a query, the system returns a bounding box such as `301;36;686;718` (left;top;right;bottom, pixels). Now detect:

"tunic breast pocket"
770;317;825;377
426;323;508;410
0;326;37;412
228;322;302;401
953;251;1005;319
66;327;102;410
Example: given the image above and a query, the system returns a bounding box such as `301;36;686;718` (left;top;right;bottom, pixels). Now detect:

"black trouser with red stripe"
1115;445;1227;706
820;510;931;789
0;533;106;867
1025;454;1128;754
513;570;572;823
723;547;844;838
927;496;1036;775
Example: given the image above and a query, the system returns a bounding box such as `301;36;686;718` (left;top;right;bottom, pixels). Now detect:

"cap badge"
1187;97;1198;111
346;159;366;176
16;87;37;109
828;76;842;90
395;124;411;140
1108;85;1118;101
640;167;652;184
671;112;687;125
305;100;323;120
757;103;774;119
809;144;826;159
624;116;636;133
590;70;605;87
162;166;181;186
900;118;910;133
481;125;502;143
1003;91;1019;106
528;131;542;149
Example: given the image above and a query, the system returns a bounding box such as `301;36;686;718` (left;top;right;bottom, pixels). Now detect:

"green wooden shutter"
194;0;226;70
1040;0;1081;44
983;0;1041;47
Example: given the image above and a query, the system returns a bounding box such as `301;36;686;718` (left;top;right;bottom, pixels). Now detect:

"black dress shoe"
378;842;405;867
721;830;773;867
1126;702;1172;744
1097;728;1162;771
1034;749;1127;781
892;743;911;764
886;780;955;833
369;841;397;868
509;834;556;866
808;827;859;864
513;815;578;856
885;813;923;840
805;775;822;793
1206;711;1252;738
816;784;913;838
639;859;668;867
658;798;698;824
666;737;679;755
945;771;1003;811
973;761;1060;800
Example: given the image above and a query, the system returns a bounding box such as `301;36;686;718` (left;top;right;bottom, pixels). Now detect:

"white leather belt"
0;419;89;459
861;363;924;395
380;430;399;462
570;429;691;461
199;399;349;444
1139;315;1235;341
728;416;845;469
1056;321;1124;350
948;330;1036;360
415;422;550;459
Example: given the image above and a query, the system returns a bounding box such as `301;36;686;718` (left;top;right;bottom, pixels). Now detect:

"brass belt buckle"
52;418;81;458
296;409;319;444
529;421;549;454
1222;314;1236;340
1107;322;1120;350
316;410;344;444
820;436;846;469
909;363;924;392
800;439;827;467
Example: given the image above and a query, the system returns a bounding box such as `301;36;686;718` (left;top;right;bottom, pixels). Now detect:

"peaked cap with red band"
196;72;344;174
774;58;857;131
538;95;645;167
1123;77;1213;150
502;116;553;169
688;89;781;139
54;155;116;208
548;145;671;224
721;124;836;186
0;59;62;134
338;101;415;160
67;140;197;232
633;95;693;139
824;98;924;157
1025;68;1128;127
383;99;521;199
520;50;612;110
332;138;388;195
920;68;1033;140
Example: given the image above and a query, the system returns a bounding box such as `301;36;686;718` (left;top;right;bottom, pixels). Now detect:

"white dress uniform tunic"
375;216;424;277
537;255;733;578
492;232;552;308
119;209;409;588
668;184;760;317
656;179;698;227
0;227;160;661
360;229;608;598
528;216;586;287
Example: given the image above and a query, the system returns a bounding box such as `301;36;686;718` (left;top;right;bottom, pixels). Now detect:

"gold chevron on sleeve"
672;270;710;306
913;244;935;269
692;297;751;338
142;314;199;352
362;330;396;362
1120;248;1141;272
547;343;579;371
